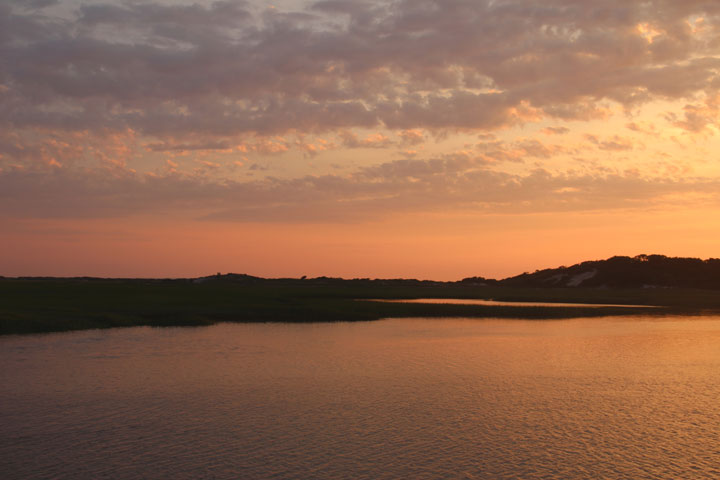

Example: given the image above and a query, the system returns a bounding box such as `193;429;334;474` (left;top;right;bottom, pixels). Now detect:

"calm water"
374;298;657;307
2;316;720;479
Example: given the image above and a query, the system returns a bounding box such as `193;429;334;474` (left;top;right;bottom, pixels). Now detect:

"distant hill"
201;254;720;289
6;254;719;290
492;255;720;289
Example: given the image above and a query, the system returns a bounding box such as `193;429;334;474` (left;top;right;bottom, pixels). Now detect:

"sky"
2;0;720;280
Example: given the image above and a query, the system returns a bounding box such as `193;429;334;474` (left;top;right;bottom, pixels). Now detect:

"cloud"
584;134;636;152
146;141;232;152
541;127;570;135
474;138;568;163
398;129;425;145
3;0;720;141
2;155;718;223
626;121;658;135
10;0;59;10
666;95;720;133
289;135;335;157
339;130;393;148
3;0;720;228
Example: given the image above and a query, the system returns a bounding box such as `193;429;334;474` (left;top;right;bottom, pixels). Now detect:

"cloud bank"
3;0;720;136
2;0;720;222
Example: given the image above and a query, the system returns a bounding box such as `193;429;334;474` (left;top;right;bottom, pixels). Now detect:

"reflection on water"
2;316;720;479
373;298;658;307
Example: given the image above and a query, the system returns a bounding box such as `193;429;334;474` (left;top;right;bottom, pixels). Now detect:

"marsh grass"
1;277;718;335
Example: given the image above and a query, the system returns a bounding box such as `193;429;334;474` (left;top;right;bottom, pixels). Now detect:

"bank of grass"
1;277;719;335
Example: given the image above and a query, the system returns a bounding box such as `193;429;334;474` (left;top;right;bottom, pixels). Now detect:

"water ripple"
2;317;720;479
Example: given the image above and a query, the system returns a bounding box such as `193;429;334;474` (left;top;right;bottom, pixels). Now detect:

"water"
373;298;657;307
2;316;720;479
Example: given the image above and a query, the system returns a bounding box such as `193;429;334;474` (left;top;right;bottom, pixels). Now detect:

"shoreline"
3;278;719;336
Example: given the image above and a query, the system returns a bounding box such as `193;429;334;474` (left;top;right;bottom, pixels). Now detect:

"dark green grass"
1;277;719;335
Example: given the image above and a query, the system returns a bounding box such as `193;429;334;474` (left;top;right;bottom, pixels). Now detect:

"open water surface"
2;316;720;479
373;298;657;307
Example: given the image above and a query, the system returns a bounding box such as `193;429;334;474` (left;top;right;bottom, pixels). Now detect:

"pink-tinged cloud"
1;158;719;222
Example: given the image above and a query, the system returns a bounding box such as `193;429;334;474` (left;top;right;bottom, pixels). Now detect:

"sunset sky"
2;0;720;280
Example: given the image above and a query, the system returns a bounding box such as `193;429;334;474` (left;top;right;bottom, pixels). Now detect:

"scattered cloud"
2;156;718;222
541;127;570;136
666;95;720;134
475;138;568;163
398;129;426;145
339;131;393;149
626;121;659;135
146;142;232;152
3;0;720;227
585;134;636;152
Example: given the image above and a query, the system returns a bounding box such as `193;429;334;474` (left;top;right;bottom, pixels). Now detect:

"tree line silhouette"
488;255;720;289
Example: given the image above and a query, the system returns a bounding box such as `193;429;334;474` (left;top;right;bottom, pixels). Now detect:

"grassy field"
2;277;719;335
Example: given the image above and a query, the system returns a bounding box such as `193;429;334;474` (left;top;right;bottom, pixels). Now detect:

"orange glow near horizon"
3;204;720;280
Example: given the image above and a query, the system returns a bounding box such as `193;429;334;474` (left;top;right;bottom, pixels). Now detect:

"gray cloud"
146;141;232;152
542;127;570;135
2;0;720;139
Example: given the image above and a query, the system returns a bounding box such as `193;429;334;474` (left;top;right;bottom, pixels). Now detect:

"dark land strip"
2;276;719;335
